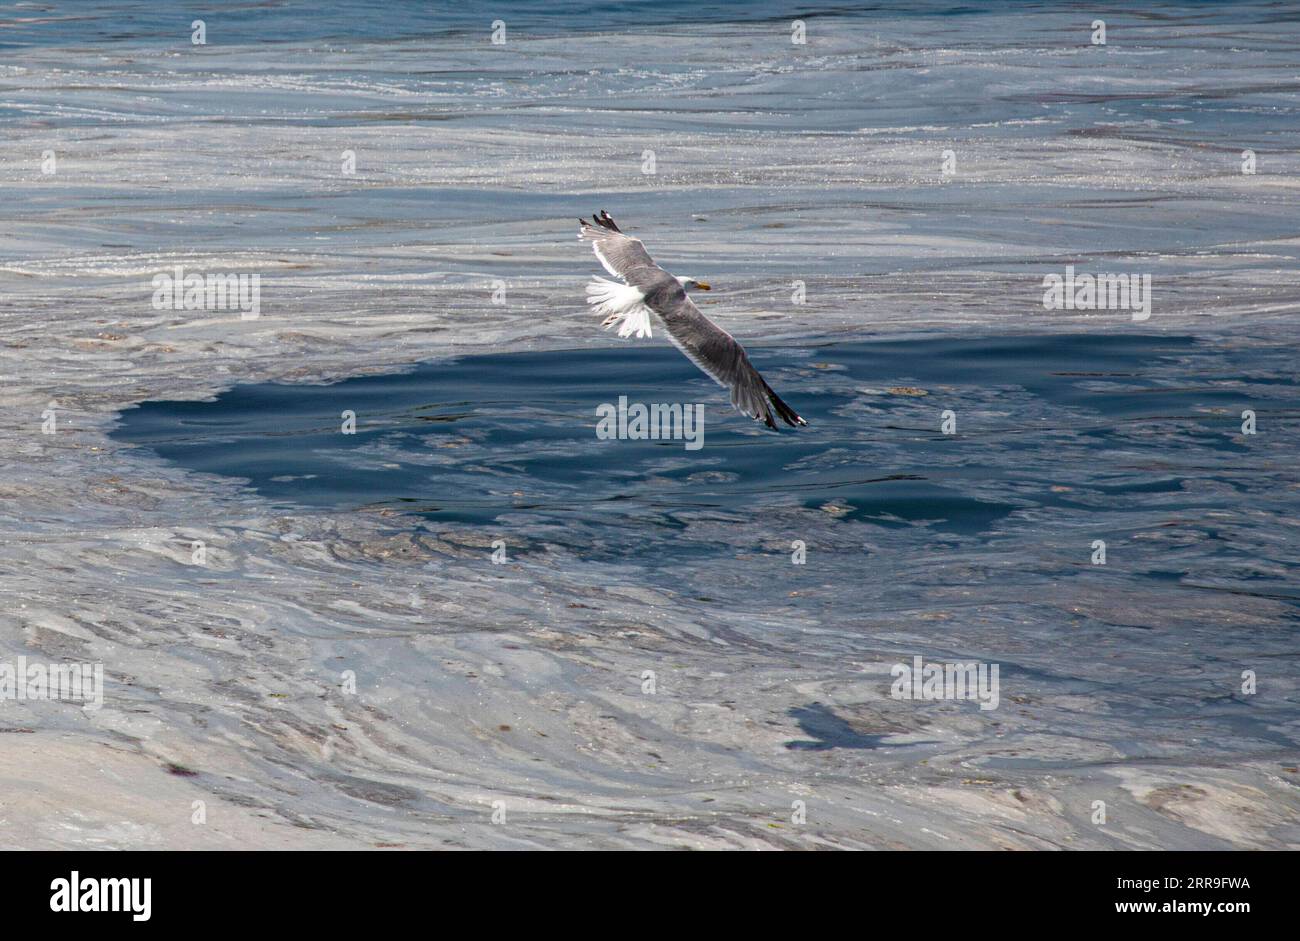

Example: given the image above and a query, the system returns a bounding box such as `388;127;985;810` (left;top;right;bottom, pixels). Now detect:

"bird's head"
677;276;711;292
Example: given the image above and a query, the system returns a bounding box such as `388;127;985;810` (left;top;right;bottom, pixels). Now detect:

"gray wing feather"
650;292;807;430
578;211;658;282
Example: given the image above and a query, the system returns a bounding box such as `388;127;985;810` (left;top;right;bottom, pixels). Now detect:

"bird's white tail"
586;276;652;338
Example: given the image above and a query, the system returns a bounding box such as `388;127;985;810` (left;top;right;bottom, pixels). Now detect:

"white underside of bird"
585;275;653;338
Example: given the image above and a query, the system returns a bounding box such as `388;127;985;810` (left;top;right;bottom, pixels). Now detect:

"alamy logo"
1042;265;1151;321
0;657;103;710
50;872;151;921
152;265;261;319
596;396;704;450
890;655;999;711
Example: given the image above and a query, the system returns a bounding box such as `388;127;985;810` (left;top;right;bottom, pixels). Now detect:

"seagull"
579;211;807;430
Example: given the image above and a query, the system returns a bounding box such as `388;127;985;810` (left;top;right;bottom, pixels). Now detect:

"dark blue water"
112;332;1300;571
6;1;1264;50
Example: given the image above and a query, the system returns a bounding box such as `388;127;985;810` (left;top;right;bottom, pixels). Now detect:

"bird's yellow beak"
696;281;711;291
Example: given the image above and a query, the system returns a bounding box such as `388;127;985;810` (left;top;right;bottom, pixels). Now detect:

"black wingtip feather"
589;210;621;233
762;380;807;429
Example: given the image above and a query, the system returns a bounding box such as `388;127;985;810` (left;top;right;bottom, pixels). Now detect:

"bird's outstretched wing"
652;292;807;430
578;211;657;282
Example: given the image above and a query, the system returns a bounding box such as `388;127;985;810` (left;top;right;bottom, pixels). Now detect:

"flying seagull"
579;211;807;430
